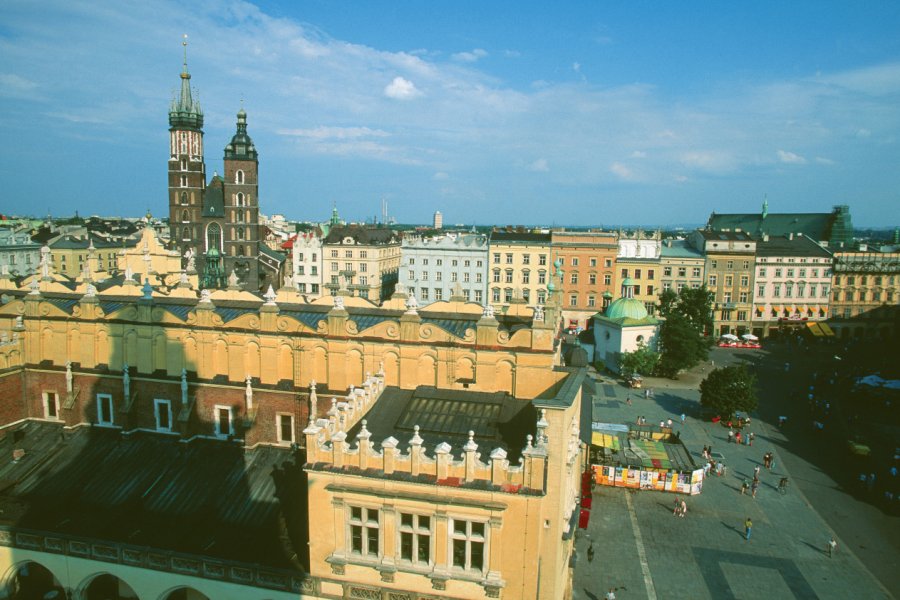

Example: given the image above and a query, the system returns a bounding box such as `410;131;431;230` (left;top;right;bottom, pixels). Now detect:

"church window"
182;227;191;241
237;227;244;241
96;394;114;426
238;245;245;256
180;192;188;205
180;175;187;187
236;170;244;184
237;209;244;222
215;405;234;438
237;192;244;207
206;223;222;252
181;210;189;222
180;159;187;171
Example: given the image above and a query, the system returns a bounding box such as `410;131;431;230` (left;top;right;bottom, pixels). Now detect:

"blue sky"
1;1;899;227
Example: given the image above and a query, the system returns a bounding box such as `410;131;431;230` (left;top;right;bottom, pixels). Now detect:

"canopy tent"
720;333;739;341
741;333;758;341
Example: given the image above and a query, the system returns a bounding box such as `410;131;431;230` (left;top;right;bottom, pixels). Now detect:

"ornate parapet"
305;405;549;494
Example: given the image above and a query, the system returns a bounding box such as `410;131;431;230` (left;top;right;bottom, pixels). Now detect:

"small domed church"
167;38;275;291
592;277;660;373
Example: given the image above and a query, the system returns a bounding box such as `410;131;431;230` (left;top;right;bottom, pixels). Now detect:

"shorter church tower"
222;108;261;289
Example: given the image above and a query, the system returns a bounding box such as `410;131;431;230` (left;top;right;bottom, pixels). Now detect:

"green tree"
618;342;660;378
700;365;758;420
657;314;709;377
658;285;714;334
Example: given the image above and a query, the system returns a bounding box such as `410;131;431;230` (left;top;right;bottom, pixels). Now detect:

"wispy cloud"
529;158;549;172
277;126;389;140
452;48;487;63
777;149;807;164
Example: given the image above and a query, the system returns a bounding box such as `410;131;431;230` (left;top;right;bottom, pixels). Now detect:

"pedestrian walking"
679;499;687;518
827;536;837;558
666;418;673;428
751;481;759;498
728;430;734;444
740;479;749;495
587;542;595;562
605;589;616;600
673;496;681;516
735;431;742;445
626;396;632;406
680;413;686;424
753;465;761;478
748;432;755;446
745;517;753;540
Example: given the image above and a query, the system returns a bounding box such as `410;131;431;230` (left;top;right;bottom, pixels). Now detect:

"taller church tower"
167;36;206;269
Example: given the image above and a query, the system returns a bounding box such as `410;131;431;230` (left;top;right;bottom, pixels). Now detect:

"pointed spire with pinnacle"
762;194;769;219
169;34;204;131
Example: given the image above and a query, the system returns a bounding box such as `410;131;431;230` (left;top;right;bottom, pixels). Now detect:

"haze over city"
2;0;899;227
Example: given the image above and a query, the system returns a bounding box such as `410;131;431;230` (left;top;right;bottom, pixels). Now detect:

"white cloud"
276;126;389;140
0;73;37;94
433;171;449;180
384;76;422;100
777;150;807;164
529;158;549;172
609;162;632;179
503;50;521;58
856;128;871;138
630;150;647;158
452;48;487;63
573;62;581;73
815;156;836;165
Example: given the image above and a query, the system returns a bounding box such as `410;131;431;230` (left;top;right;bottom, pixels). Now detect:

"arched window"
206;223;221;252
237;209;244;222
231;246;236;256
237;227;244;241
180;192;188;205
237;192;244;207
182;227;190;241
181;210;189;222
236;170;244;184
238;245;245;256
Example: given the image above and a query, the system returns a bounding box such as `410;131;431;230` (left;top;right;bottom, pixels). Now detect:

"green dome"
605;297;648;320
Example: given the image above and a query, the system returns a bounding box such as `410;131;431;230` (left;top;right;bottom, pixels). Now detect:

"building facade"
751;234;833;338
487;232;553;310
689;230;757;336
829;249;900;339
659;239;705;296
322;226;401;302
616;230;662;317
49;235;129;279
400;233;489;305
551;231;618;330
292;232;324;298
0;228;41;278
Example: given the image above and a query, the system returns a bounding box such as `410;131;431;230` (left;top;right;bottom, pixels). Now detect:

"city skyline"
2;1;900;227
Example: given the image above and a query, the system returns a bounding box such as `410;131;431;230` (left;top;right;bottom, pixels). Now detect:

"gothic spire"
169;35;204;131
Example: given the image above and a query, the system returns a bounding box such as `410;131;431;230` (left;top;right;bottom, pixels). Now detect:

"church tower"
222;108;260;289
167;36;206;269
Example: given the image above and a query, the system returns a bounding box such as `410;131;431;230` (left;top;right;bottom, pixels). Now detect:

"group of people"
672;496;687;517
727;429;755;446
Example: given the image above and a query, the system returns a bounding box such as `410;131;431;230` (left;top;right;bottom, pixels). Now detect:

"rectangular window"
476;260;483;268
570;294;578;306
538;271;547;285
464;260;470;267
539;254;547;266
215;405;234;437
311;284;319;293
505;253;513;264
635;269;642;279
504;289;513;302
664;266;672;276
451;272;458;282
711;260;718;269
421;271;429;280
409;258;416;265
349;506;380;557
43;392;59;419
621;268;629;278
505;271;513;284
787;268;795;277
360;251;368;259
726;260;734;269
311;266;318;276
723;292;732;303
570;273;578;284
452;260;458;267
708;275;717;287
423;259;429;266
757;285;765;297
589;274;596;285
493;270;501;283
298;283;307;293
725;275;733;287
277;413;294;444
785;284;793;298
463;272;470;283
331;249;338;258
522;272;530;284
739;291;748;303
572;257;579;266
154;399;172;432
399;513;431;564
475;273;482;283
522;288;530;302
331;262;338;271
740;276;749;287
345;250;353;258
96;393;114;426
773;284;781;297
493;253;500;264
605;258;612;268
435;272;442;281
435;288;443;300
421;288;429;300
737;310;747;321
492;288;500;302
648;269;655;280
409;270;415;280
588;295;596;307
475;290;483;303
359;276;367;285
360;263;368;273
436;259;443;266
743;261;750;269
451;519;486;572
522;254;530;265
692;267;701;277
647;285;654;296
775;268;782;278
604;274;611;285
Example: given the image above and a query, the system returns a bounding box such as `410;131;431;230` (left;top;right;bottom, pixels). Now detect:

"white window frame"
154;399;173;432
43;391;60;420
96;393;114;426
398;512;432;566
449;518;487;573
348;505;381;558
276;412;295;445
214;404;234;438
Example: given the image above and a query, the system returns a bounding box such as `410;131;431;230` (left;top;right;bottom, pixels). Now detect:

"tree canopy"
700;365;758;420
617;342;660;378
658;285;714;335
656;285;714;377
